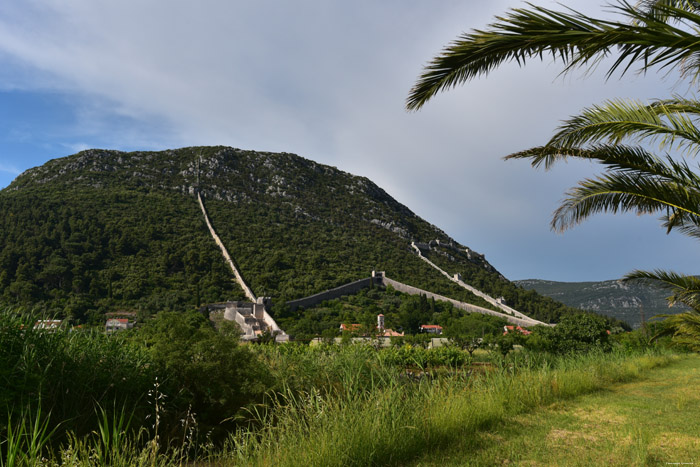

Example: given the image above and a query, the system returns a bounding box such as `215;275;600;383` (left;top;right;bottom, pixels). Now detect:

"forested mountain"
515;279;687;328
1;146;585;325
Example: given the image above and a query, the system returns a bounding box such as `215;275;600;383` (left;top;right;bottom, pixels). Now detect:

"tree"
408;0;700;343
407;1;700;112
526;313;611;354
134;311;271;441
444;313;506;355
399;295;430;334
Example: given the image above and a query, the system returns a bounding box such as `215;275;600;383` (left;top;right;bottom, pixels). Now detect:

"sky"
0;0;698;282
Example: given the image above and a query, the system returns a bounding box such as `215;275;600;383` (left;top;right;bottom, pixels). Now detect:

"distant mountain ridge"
515;278;687;328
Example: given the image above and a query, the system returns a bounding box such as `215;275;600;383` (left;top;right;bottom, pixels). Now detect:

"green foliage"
0;187;239;319
526;313;612;354
1;303;679;465
2;404;57;467
444;312;506;339
398;294;431;334
0;310;156;447
652;311;700;351
221;349;674;466
380;343;468;368
0;146;582;326
133;310;272;440
489;333;516;358
613;327;655;352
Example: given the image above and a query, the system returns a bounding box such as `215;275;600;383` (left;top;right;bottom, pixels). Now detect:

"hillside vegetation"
0;146;585;325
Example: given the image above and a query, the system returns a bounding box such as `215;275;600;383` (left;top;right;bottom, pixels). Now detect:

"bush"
132;310;273;441
525;313;611;354
0;309;156;441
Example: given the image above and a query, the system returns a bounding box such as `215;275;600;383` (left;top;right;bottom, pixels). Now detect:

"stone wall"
197;192;257;302
380;274;539;327
197;193;288;341
286;277;375;311
410;242;546;326
286;272;540;328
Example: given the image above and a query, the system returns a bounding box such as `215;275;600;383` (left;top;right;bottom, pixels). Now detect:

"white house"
105;318;134;332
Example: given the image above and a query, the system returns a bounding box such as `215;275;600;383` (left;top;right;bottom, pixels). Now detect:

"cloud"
0;163;21;175
0;0;696;280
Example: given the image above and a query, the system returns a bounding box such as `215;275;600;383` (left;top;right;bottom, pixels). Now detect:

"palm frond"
551;169;700;232
547;98;700;154
506;142;700;234
653;311;700;349
624;269;700;308
407;1;700;110
637;1;700;20
506;143;700;182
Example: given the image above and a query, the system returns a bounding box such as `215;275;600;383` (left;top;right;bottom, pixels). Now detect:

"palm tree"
407;1;700;339
407;1;700;112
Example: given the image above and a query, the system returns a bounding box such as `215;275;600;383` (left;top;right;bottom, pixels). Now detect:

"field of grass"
214;351;677;466
2;308;693;466
417;355;700;466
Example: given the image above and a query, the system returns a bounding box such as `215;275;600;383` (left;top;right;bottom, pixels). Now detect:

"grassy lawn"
417;354;700;466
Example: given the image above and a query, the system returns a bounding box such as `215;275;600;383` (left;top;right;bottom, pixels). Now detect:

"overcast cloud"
0;0;698;281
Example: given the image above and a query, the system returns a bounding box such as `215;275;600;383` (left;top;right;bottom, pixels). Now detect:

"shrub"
526;313;611;353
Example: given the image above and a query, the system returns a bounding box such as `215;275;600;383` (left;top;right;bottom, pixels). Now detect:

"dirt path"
418;355;700;466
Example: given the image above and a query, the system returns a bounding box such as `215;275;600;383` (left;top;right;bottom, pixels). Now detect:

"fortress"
196;182;546;342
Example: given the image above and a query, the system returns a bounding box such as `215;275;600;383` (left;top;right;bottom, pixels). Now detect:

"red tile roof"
504;325;531;336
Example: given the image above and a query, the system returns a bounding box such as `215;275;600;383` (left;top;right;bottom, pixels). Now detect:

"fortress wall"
381;276;538;328
286;277;374;311
223;306;256;340
410;242;545;326
198;193;257;302
285;272;540;327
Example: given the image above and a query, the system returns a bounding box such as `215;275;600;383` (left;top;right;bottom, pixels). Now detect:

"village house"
503;325;531;336
339;314;405;337
420;324;443;335
33;320;63;331
106;318;134;332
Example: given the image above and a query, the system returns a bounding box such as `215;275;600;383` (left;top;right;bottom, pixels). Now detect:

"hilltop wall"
380;275;537;327
198;192;257;302
410;242;545;326
286;272;540;327
287;277;375;311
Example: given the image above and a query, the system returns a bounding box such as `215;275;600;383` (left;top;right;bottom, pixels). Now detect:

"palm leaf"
507;142;700;234
625;268;700;308
506;143;670;170
551;169;700;233
652;311;700;349
547;98;700;154
407;1;700;110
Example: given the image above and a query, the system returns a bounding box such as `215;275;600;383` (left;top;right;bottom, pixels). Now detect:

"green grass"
216;350;676;466
1;310;687;466
416;354;700;466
